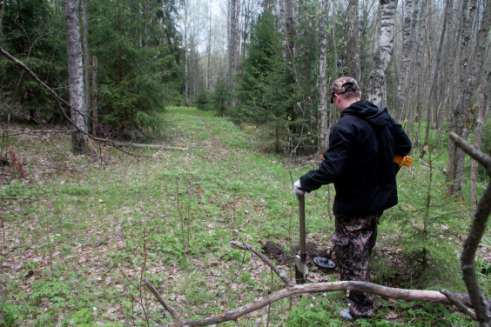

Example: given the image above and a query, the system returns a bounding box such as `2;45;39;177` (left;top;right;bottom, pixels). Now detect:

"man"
293;76;412;320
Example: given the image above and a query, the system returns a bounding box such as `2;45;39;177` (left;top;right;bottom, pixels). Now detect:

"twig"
449;132;491;173
230;240;292;287
144;279;180;321
442;289;477;320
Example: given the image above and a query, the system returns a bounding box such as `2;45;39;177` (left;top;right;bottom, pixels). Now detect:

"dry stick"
230;241;292;287
163;281;478;327
0;47;186;153
144;279;180;321
450;132;491;326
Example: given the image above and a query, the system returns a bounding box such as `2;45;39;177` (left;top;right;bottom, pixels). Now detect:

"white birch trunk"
367;0;398;108
318;0;330;153
64;0;88;154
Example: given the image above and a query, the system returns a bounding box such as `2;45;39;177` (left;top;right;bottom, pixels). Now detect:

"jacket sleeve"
299;124;352;192
390;122;412;156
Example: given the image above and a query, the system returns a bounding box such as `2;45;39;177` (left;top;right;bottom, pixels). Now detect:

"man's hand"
293;180;305;196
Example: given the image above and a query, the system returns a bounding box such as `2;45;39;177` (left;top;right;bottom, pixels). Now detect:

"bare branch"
230;240;292;287
449;132;491;174
144;279;180;321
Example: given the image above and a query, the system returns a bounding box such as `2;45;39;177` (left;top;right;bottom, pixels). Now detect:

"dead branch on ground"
144;239;491;326
158;279;483;326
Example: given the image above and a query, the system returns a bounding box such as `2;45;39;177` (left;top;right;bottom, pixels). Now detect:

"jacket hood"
342;100;390;127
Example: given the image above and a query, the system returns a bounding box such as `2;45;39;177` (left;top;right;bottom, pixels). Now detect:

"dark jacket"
300;100;412;216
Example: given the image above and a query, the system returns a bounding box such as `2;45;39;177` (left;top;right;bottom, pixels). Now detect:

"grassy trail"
0;107;484;326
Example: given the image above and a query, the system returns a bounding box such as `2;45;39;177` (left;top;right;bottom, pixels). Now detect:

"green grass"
0;106;488;326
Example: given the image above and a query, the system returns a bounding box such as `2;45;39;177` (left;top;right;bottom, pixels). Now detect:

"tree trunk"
90;56;98;136
64;0;88;154
183;0;189;104
344;0;361;81
80;0;90;119
428;0;453;130
284;0;296;64
367;0;398;108
470;1;491;205
397;0;415;120
0;0;5;40
399;0;420;122
318;0;329;153
206;4;212;90
227;0;240;95
447;0;479;195
241;0;253;59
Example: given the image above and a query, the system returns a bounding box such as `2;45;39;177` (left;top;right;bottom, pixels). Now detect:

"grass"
0;106;489;326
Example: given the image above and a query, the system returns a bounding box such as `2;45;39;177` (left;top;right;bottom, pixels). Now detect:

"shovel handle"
297;194;306;262
295;194;307;284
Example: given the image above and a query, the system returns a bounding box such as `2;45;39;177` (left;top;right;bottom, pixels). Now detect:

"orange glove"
394;155;413;168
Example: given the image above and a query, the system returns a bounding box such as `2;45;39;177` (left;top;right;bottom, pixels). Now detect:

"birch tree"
367;0;398;108
318;0;330;152
64;0;88;154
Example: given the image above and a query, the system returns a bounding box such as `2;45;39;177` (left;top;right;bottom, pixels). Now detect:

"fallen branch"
161;281;481;327
230;240;292;287
144;279;180;321
111;141;187;151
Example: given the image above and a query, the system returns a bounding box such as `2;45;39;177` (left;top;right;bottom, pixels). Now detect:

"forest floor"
1;107;490;326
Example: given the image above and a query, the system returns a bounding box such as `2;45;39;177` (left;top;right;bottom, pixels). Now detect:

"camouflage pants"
332;214;380;317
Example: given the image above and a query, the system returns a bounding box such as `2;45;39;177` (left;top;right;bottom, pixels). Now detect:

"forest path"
0;107;479;326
